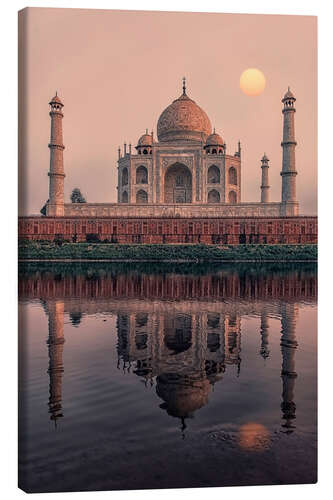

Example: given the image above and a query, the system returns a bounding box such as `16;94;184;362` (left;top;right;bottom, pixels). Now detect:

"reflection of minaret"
224;314;242;374
260;310;270;360
280;302;298;433
46;300;65;426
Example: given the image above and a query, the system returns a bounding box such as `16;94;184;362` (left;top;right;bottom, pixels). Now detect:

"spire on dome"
282;86;296;102
182;76;186;95
49;92;63;106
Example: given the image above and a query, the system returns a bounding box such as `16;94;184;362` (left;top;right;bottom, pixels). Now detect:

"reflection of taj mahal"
117;310;241;429
38;278;302;433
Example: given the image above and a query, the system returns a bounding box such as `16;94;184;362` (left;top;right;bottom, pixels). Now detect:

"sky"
18;8;317;215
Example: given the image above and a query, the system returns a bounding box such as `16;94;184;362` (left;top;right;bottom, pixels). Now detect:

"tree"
40;199;49;216
71;188;86;203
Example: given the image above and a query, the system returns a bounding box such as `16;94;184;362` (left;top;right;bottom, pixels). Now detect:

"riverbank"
18;241;317;262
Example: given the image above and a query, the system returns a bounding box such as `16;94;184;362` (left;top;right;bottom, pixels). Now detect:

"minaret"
46;300;65;426
260;154;270;203
280;87;298;215
280;302;298;433
259;309;270;359
47;93;65;216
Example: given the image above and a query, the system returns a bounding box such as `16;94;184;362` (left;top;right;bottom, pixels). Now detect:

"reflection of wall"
19;269;317;303
32;272;305;433
46;300;65;426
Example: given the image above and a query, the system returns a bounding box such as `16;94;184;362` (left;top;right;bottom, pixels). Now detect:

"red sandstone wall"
18;216;318;245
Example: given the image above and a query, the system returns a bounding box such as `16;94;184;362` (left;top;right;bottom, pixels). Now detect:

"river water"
18;262;317;492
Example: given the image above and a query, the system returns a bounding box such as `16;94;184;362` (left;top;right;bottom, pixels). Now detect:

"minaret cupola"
204;128;225;155
136;129;153;155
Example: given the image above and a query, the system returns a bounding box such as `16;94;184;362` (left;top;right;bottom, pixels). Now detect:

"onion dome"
137;130;153;147
205;129;224;147
157;78;212;142
156;373;211;419
282;87;296;101
49;92;63;106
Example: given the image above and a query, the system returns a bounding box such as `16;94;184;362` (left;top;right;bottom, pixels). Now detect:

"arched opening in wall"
228;190;237;204
136;189;148;204
122;167;128;186
164;313;192;354
136;165;148;184
121;190;128;203
228;167;237;185
164;162;192;203
208;189;220;203
207;165;220;184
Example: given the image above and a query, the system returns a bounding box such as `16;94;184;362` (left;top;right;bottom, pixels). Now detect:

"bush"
86;233;101;243
54;234;65;246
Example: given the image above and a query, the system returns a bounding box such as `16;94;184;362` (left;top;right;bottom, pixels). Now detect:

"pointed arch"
228;166;237;185
207;165;220;184
122;167;128;186
208;189;220;204
136;165;148;184
228;190;237;204
164;163;192;203
121;190;128;203
136;189;148;204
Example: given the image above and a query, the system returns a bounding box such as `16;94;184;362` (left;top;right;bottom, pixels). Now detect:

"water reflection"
19;264;315;436
45;300;65;426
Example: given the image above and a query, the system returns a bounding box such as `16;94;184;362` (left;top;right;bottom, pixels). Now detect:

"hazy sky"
19;8;317;215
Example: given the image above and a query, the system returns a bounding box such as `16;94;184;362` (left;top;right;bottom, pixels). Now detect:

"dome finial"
182;76;186;95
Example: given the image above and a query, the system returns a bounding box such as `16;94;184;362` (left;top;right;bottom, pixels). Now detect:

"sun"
240;68;266;96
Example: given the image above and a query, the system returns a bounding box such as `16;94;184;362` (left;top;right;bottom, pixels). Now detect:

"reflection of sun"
240;68;266;96
238;422;271;451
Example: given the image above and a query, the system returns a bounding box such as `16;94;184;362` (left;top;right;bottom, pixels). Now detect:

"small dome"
206;131;224;147
49;93;63;105
261;153;269;162
282;87;295;101
137;132;153;147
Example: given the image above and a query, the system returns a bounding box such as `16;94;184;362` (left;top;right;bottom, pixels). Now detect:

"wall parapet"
18;215;317;245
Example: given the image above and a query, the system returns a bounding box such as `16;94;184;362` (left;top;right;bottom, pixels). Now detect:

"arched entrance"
164;163;192;203
208;165;220;184
228;190;237;204
164;314;192;354
208;189;220;203
136;189;148;203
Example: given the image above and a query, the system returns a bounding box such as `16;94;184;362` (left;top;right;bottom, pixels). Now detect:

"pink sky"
18;8;317;215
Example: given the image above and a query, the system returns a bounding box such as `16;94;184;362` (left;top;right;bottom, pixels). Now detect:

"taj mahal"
47;78;297;217
19;79;317;244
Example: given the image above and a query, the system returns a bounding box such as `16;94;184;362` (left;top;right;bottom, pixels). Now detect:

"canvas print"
18;8;317;492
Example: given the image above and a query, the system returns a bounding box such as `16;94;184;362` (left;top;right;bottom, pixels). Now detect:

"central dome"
157;86;212;143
